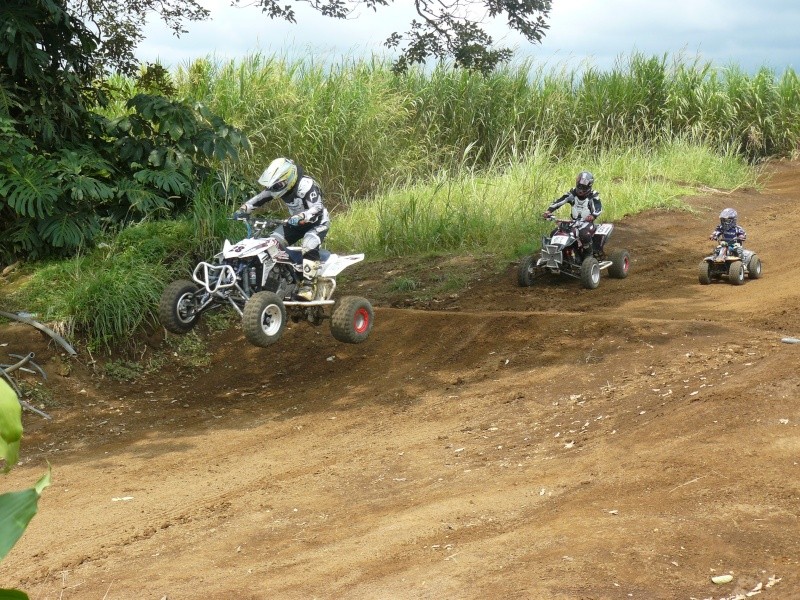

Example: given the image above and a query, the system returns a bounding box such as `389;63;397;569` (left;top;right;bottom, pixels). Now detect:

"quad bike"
698;240;762;285
517;216;630;289
158;215;374;347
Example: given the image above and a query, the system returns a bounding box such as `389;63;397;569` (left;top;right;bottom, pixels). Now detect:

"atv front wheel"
243;291;287;347
331;296;374;344
580;256;601;289
747;254;763;279
608;249;630;279
517;255;538;287
159;280;202;334
727;260;745;285
698;261;712;285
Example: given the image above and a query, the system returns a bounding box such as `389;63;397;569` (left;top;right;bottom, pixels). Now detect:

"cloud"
136;0;799;73
138;0;411;66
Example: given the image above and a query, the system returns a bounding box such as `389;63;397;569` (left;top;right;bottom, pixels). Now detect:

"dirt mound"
1;161;800;599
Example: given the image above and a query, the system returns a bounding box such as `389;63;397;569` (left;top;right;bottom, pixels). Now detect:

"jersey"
711;223;746;245
243;165;330;228
547;189;603;221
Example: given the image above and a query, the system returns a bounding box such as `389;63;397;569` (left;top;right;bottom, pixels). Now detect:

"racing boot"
297;259;320;301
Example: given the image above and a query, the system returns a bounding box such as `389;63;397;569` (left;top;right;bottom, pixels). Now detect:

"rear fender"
592;223;613;248
319;254;365;277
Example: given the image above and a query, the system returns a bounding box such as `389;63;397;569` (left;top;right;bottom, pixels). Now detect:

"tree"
67;0;209;75
0;0;248;263
64;0;552;76
240;0;553;74
0;0;101;150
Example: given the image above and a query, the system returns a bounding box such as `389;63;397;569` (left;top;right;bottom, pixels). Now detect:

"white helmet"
258;158;298;198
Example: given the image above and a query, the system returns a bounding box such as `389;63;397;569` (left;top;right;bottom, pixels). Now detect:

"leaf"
0;156;59;218
0;380;22;472
0;588;29;599
37;213;97;249
148;148;164;168
168;124;184;141
0;468;51;561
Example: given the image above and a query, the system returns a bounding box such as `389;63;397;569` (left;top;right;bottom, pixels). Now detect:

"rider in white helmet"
543;171;603;254
239;158;330;301
709;207;746;257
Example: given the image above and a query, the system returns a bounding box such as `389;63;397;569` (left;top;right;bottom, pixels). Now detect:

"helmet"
575;171;594;199
719;207;738;230
258;158;298;198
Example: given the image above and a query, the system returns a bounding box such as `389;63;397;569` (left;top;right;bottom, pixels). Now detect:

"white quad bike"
158;215;374;347
517;216;630;289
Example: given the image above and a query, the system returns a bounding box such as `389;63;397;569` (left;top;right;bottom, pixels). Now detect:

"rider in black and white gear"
238;157;330;301
543;171;603;253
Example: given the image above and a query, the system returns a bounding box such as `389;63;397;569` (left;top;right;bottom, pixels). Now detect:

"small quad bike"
517;216;630;289
158;215;374;347
698;241;762;285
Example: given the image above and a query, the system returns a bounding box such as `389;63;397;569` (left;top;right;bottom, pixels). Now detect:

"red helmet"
575;171;595;199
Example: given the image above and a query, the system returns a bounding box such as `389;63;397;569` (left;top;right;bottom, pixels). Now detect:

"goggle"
268;180;288;193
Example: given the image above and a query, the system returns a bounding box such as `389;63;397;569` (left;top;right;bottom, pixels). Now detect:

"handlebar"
543;214;593;225
230;213;288;238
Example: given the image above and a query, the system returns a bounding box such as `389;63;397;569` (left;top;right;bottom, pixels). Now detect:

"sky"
136;0;800;73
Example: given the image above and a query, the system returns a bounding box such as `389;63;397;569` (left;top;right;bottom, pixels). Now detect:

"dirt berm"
1;161;799;600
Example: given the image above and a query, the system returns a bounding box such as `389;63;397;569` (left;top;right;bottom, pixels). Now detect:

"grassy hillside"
6;51;794;349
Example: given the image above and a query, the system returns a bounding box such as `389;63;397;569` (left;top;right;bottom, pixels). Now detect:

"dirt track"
1;161;800;600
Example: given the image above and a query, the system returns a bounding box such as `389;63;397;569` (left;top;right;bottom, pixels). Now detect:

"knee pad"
301;232;322;257
269;232;288;249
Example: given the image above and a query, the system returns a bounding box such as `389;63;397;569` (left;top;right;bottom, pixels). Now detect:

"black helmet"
719;207;738;230
575;171;594;199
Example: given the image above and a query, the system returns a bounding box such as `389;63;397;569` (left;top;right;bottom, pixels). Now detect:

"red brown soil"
1;161;800;600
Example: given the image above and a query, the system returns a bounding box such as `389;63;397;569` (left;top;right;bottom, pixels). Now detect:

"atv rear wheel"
159;280;202;334
517;255;538;287
331;296;374;344
243;291;286;347
698;261;712;285
728;260;745;285
608;249;630;279
747;254;763;279
580;256;601;289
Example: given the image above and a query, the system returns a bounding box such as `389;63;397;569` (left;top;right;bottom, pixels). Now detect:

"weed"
436;274;469;293
17;381;57;409
165;332;211;368
203;310;236;333
104;360;144;382
388;277;420;292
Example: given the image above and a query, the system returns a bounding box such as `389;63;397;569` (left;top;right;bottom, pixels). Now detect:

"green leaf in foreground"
0;588;29;599
0;468;51;561
0;381;22;472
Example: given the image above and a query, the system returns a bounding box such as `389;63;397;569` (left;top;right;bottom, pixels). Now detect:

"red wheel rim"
354;308;370;334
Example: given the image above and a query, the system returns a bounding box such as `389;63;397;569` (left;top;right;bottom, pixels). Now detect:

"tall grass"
157;51;800;202
172;54;420;199
331;140;756;259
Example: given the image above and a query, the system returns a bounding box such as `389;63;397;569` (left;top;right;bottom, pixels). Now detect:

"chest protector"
571;197;592;220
